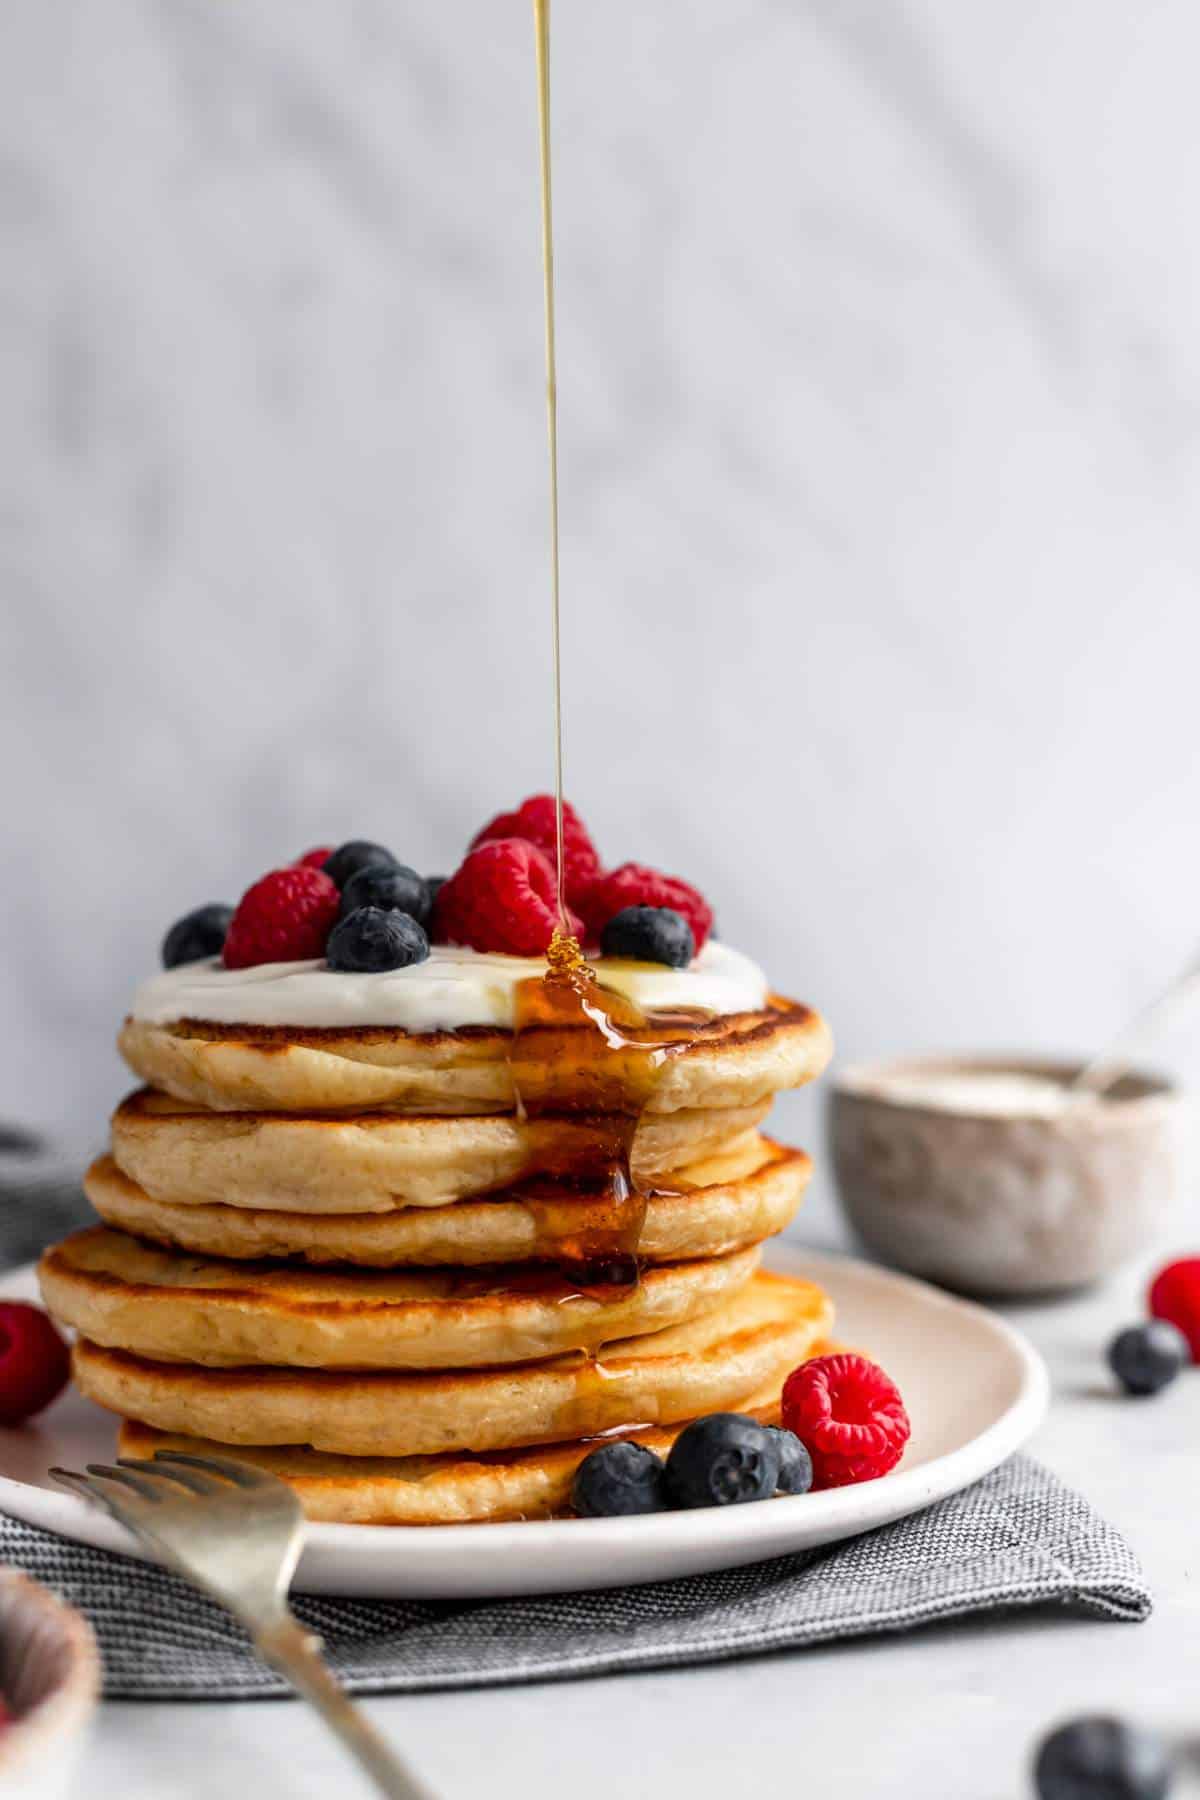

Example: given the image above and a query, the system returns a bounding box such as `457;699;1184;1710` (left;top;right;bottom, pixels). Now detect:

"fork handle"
255;1614;435;1800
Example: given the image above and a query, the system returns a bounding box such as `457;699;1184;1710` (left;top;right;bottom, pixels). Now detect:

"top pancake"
117;996;831;1116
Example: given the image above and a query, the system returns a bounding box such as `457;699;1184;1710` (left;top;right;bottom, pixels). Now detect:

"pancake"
85;1136;811;1268
107;1087;772;1214
116;996;831;1117
41;1229;759;1370
114;1367;815;1524
73;1269;833;1456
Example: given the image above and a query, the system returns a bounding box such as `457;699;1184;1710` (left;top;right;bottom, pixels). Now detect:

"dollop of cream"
131;941;769;1033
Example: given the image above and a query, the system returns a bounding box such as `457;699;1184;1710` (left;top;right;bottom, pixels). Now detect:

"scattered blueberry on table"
1107;1321;1188;1397
1033;1715;1173;1800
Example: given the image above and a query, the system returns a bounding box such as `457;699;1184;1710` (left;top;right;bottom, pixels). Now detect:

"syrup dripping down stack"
39;949;836;1523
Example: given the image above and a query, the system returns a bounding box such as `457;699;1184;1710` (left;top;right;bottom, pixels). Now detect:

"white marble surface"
78;1184;1200;1799
5;0;1200;1144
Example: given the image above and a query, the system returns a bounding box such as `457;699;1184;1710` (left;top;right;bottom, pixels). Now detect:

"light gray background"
4;0;1200;1153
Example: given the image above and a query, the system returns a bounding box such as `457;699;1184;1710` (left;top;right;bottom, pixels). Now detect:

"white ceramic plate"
0;1247;1047;1598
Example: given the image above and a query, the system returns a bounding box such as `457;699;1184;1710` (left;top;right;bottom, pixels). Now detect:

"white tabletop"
80;1179;1200;1800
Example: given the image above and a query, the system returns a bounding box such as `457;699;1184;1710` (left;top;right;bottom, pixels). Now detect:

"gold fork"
52;1451;434;1800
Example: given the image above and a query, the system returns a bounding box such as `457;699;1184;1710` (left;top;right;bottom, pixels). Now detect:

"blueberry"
425;876;446;908
665;1413;781;1509
323;841;398;891
1107;1321;1187;1397
600;906;695;969
767;1425;813;1496
340;862;432;929
1034;1716;1173;1800
572;1441;669;1517
161;904;234;969
326;907;428;973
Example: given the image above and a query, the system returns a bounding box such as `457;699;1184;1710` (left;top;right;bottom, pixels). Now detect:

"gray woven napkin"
0;1160;1152;1699
0;1461;1151;1699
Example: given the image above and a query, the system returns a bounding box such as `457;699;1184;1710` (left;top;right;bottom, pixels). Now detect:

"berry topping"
0;1303;70;1426
1108;1320;1188;1396
781;1353;910;1489
294;846;334;870
664;1412;781;1509
161;904;233;970
601;905;694;968
1033;1717;1173;1800
1148;1258;1200;1361
327;906;429;973
323;840;398;891
572;1440;669;1517
340;862;432;929
433;839;583;956
222;867;340;970
471;794;601;905
579;863;713;954
767;1425;814;1496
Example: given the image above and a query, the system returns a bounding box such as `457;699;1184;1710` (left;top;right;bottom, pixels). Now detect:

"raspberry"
1149;1258;1200;1361
471;795;601;906
433;839;583;956
223;867;340;970
781;1353;911;1489
579;862;713;954
0;1303;70;1426
294;846;333;870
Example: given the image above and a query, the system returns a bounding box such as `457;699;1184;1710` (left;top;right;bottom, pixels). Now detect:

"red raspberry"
294;845;333;870
781;1353;911;1489
471;795;601;906
433;839;584;956
0;1303;70;1426
223;867;340;970
1149;1259;1200;1361
578;862;713;954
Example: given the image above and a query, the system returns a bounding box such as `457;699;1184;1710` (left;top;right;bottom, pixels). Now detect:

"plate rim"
0;1245;1049;1587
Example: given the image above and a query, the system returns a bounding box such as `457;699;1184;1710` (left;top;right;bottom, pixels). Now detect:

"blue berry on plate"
601;906;695;969
572;1441;669;1517
340;862;432;928
323;841;398;891
665;1413;781;1509
326;907;428;973
767;1425;813;1495
1034;1716;1173;1800
161;904;234;969
1107;1321;1187;1397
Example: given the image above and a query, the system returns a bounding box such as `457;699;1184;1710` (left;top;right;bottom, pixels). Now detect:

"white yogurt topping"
840;1067;1077;1118
131;940;769;1033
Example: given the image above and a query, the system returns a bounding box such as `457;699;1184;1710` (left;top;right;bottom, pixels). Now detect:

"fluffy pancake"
117;997;831;1117
73;1269;832;1456
106;1087;772;1213
115;1367;818;1524
41;1229;759;1370
85;1136;810;1268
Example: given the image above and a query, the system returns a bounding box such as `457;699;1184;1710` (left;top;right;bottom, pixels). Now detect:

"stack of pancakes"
40;989;835;1523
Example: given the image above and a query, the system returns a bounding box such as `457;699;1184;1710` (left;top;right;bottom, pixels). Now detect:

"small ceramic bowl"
0;1569;99;1799
829;1055;1182;1296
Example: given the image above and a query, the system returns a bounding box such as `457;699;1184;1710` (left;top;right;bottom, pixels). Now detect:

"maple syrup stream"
519;2;712;1300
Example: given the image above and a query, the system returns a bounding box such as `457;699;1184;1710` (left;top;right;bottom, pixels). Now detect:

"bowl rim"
831;1050;1179;1122
0;1569;99;1775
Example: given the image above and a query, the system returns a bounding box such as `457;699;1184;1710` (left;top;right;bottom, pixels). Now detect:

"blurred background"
4;0;1200;1193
